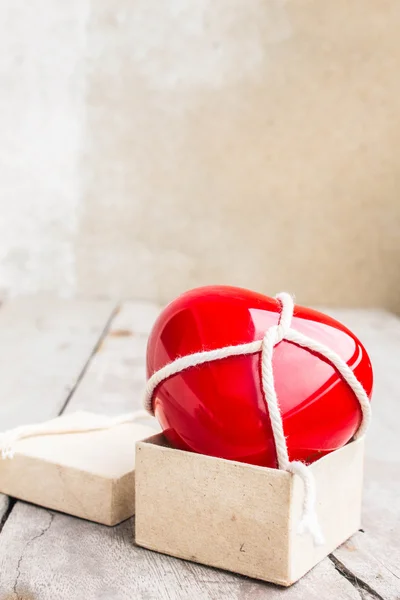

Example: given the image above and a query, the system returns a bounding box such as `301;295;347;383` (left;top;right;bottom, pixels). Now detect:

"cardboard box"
135;434;364;586
0;412;157;525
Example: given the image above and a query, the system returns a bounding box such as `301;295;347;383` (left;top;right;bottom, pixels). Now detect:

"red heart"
146;286;373;468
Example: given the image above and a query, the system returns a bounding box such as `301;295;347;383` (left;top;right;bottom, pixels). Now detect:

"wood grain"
326;308;400;600
64;300;160;415
0;303;397;599
0;503;362;600
0;494;9;527
0;296;115;429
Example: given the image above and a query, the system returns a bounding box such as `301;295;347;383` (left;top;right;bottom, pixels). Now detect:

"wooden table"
0;298;398;600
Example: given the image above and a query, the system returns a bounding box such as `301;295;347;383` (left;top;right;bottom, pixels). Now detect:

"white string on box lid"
0;410;152;460
143;292;371;546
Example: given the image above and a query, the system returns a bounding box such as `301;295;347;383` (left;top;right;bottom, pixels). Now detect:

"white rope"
0;410;153;460
143;292;371;545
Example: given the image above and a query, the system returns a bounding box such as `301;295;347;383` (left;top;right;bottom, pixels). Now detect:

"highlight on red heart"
145;286;373;469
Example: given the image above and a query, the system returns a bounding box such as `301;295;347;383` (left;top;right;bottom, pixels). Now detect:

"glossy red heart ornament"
146;286;373;468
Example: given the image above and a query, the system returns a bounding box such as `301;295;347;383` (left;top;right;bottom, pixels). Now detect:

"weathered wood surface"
65;300;160;415
0;494;9;529
0;301;398;599
324;309;400;600
0;296;115;429
0;503;363;600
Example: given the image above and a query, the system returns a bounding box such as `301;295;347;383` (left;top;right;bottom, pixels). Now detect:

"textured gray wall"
1;1;400;309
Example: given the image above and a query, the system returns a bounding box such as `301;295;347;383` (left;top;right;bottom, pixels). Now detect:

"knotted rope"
143;292;371;545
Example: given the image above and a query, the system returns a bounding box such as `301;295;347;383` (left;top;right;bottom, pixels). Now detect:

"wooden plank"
0;296;115;429
0;494;9;527
327;308;400;600
0;304;396;598
65;300;160;415
0;503;362;600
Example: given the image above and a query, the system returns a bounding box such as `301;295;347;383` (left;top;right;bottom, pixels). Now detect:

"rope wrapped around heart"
144;292;372;546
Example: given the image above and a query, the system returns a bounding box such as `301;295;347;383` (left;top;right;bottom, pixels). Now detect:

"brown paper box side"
135;434;364;586
0;419;156;525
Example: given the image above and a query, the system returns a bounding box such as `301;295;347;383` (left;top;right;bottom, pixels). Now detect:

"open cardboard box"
135;434;364;586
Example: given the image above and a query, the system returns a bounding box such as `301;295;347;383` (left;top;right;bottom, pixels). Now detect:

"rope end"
0;432;18;460
1;446;15;460
297;513;325;546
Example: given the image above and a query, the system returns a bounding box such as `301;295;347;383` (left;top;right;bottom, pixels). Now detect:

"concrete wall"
1;1;400;309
